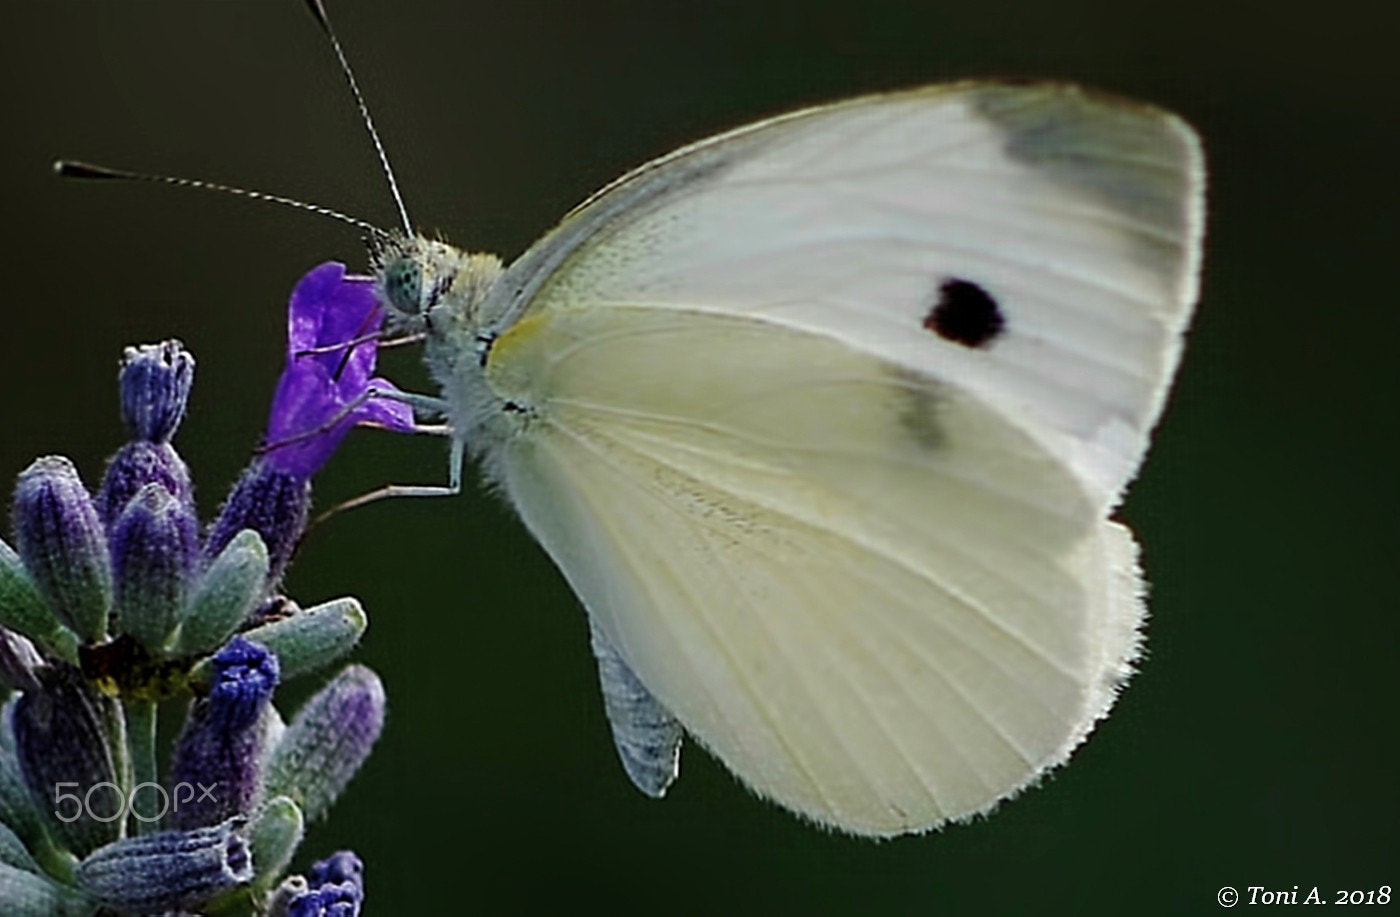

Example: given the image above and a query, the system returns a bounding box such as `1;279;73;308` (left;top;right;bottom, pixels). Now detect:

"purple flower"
284;850;364;917
169;636;280;828
307;850;363;889
207;263;413;581
263;261;413;478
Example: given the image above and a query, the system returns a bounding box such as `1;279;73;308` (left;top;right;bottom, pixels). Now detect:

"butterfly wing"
477;83;1203;834
483;82;1204;511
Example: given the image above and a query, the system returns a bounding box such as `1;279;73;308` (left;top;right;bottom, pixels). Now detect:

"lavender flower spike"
75;816;252;913
169;636;280;829
207;263;413;580
12;457;112;643
99;341;195;528
265;664;385;823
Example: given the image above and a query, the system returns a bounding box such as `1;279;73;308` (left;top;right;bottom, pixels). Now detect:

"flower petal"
287;264;370;353
350;378;416;433
263;264;396;479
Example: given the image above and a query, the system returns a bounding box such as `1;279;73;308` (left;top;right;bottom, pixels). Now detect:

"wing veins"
549;421;976;817
558;417;1062;790
551;389;1089;536
559;411;1086;695
540;424;853;817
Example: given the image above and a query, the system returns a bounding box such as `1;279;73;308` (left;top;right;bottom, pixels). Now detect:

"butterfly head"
371;234;504;340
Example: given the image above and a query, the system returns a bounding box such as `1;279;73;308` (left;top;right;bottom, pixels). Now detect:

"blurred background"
1;1;1394;913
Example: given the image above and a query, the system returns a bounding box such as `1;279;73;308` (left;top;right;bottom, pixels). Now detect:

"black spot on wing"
923;278;1005;348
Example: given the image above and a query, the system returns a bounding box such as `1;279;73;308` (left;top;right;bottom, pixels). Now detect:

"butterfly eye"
383;257;424;314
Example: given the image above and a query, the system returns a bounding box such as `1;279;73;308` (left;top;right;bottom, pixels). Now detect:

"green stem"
203;887;257;917
32;834;77;885
124;699;158;835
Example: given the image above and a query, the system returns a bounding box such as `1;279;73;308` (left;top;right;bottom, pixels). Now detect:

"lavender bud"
110;483;200;651
235;597;366;683
0;746;52;865
169;637;280;828
0;629;45;693
0;540;75;660
118;340;194;443
286;850;364;917
0;823;33;873
175;529;269;656
268;874;311;917
206;460;310;585
308;849;363;890
0;860;94;916
290;887;359;916
0;820;38;872
12;457;112;643
98;440;194;529
11;664;122;857
187;596;364;691
248;795;303;886
75;817;252;913
265;665;384;822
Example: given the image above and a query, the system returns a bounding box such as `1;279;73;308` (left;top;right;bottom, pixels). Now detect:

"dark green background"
2;1;1394;913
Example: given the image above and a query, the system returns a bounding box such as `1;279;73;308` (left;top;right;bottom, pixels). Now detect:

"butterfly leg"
257;385;449;458
589;618;683;798
310;432;466;524
296;331;426;358
360;391;467;490
362;421;451;436
303;403;469;540
366;386;452;419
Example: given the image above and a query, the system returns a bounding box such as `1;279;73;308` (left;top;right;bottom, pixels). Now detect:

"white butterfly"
370;81;1204;836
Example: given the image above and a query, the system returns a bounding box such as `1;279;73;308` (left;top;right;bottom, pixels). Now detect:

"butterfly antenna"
302;0;414;238
53;160;391;241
